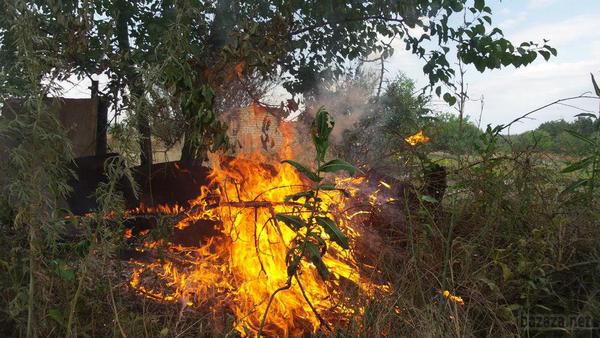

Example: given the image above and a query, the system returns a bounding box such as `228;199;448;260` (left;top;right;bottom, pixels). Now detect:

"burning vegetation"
125;110;396;336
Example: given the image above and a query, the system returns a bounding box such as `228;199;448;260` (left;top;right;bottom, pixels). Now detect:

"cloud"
528;0;558;9
508;14;600;48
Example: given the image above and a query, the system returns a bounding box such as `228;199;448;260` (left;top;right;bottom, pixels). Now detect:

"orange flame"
128;116;388;336
404;130;430;146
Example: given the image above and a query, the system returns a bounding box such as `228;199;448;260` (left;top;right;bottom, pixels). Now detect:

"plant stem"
257;278;292;337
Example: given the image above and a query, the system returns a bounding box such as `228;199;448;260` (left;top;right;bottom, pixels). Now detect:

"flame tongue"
128;129;387;336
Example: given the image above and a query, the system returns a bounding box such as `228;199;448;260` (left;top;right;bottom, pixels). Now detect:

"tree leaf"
281;160;321;182
561;178;589;195
316;217;349;249
284;191;314;202
564;129;596;146
311;108;334;162
474;0;485;11
561;156;594;173
275;214;306;230
48;308;65;327
592;73;600;97
319;159;357;176
305;242;330;280
497;262;513;282
574;113;598;119
443;92;457;105
419;194;438;203
286;248;302;277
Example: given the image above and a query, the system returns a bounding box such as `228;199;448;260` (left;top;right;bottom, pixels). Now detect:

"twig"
257;278;293;337
503;94;600;132
254;207;267;275
108;278;128;338
294;274;332;332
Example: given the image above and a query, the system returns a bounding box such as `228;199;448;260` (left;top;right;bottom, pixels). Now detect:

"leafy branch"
257;108;357;336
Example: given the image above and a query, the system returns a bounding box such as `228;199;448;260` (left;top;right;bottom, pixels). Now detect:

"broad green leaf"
561;178;589;195
286;248;302;277
561;156;594;173
305;242;330;280
574;113;597;119
284;191;314;202
319;159;357;176
281;160;321;182
474;0;485;11
497;262;513;282
275;214;306;230
419;194;438;203
592;73;600;97
318;184;350;196
316;217;349;249
443;93;457;105
564;129;596;146
311;108;334;162
48;308;66;327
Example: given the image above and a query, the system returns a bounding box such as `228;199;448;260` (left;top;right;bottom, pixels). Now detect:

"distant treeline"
425;115;596;156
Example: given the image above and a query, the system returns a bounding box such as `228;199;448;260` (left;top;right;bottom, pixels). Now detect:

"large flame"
128;120;388;336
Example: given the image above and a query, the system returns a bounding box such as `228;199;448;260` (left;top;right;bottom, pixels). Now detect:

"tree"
1;0;556;164
427;113;482;154
340;73;432;166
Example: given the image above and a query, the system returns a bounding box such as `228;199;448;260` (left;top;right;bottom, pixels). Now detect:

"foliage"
427;113;482;154
507;117;595;155
559;74;600;197
260;108;356;335
341;74;433;167
0;0;555;162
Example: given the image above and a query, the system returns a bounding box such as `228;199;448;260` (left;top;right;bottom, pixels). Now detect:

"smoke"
305;69;379;144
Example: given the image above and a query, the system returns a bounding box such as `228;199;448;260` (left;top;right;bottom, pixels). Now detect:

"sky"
384;0;600;133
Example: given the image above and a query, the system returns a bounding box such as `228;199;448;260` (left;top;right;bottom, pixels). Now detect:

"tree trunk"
116;1;153;201
179;0;236;163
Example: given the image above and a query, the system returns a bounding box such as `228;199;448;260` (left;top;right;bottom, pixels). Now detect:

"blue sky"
385;0;600;133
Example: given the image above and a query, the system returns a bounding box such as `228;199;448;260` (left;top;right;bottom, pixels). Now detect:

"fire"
405;130;430;146
127;121;388;336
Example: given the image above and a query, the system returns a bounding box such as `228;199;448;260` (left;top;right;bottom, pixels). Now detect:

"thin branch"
294;274;332;332
504;94;600;132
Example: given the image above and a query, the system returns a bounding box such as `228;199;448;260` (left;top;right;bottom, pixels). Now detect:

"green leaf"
497;262;513;282
561;156;594;173
443;93;457;105
311;108;335;162
561;178;589;195
318;184;337;190
419;194;438;203
286;248;302;277
305;242;330;279
319;159;357;176
539;50;551;61
275;214;306;230
316;217;349;249
574;113;597;119
592;73;600;97
564;129;596;146
474;0;485;11
281;160;321;182
284;191;314;202
48;308;65;327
